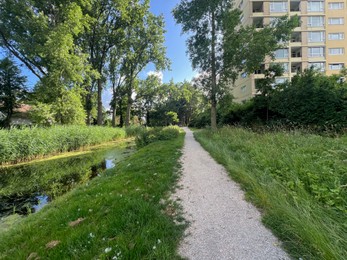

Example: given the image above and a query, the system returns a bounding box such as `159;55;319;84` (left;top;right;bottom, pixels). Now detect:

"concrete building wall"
232;0;347;103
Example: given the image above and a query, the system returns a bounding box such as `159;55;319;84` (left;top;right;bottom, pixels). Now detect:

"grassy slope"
0;134;185;259
195;127;347;260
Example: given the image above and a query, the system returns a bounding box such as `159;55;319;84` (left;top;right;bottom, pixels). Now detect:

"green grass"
195;127;347;260
0;126;126;165
0;133;185;259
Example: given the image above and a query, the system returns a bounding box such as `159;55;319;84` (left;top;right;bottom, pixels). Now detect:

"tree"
0;0;93;93
0;57;26;127
136;74;161;126
174;0;299;129
120;9;169;127
173;0;232;129
82;0;132;125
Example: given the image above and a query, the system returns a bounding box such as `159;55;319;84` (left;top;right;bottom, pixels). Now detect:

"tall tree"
0;0;93;95
121;9;169;127
83;0;131;125
0;57;26;127
174;1;299;129
173;0;232;129
136;74;161;126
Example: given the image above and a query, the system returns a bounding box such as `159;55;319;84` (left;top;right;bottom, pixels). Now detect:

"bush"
0;126;126;164
125;125;146;137
135;126;181;148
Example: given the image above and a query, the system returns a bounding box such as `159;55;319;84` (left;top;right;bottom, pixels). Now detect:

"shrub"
135;126;181;148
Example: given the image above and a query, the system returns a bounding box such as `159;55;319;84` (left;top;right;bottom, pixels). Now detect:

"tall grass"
195;127;347;259
0;126;126;164
0;132;185;259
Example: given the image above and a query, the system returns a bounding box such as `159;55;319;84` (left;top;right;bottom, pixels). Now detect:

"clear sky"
145;0;195;83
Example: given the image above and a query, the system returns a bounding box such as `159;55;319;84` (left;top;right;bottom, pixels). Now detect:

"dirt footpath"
174;128;289;260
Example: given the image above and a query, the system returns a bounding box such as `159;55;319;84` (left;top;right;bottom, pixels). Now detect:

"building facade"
232;0;347;103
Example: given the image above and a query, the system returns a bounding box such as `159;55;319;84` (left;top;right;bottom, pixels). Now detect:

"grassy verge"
195;127;347;259
0;126;126;165
0;133;185;259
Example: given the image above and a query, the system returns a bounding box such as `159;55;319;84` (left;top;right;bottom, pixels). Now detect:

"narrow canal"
0;142;134;219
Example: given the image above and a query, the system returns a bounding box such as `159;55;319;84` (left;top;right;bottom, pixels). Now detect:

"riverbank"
0;125;126;165
0;138;133;168
0;133;185;259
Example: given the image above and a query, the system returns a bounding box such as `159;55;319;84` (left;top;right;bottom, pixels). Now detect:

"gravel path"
174;128;290;260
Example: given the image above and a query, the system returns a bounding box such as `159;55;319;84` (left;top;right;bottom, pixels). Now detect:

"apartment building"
232;0;347;103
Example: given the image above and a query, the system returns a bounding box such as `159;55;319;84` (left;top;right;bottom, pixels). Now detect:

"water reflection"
0;144;133;218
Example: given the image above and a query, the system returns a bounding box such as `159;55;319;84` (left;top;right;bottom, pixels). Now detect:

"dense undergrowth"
0;126;126;165
0;132;185;259
195;127;347;259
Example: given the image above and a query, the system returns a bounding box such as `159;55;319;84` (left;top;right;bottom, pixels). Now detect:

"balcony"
253;17;264;28
291;62;302;74
291;32;302;43
252;2;264;13
254;64;265;75
290;0;300;12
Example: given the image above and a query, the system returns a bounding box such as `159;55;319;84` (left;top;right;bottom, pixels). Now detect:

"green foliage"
0;133;185;259
53;89;86;125
135;126;182;148
195;127;347;259
271;69;347;129
165;111;179;125
223;15;300;82
29;102;55;126
0;126;126;164
0;57;27;127
125;125;146;137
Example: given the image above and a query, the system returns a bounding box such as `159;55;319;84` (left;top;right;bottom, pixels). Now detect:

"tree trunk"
85;93;92;125
111;85;117;127
146;109;150;126
125;89;132;127
210;10;218;130
125;76;133;127
119;98;124;127
97;78;103;125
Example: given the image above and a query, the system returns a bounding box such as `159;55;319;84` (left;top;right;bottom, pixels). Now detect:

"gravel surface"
174;128;290;260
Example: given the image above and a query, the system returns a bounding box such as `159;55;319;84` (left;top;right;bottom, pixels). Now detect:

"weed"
195;127;347;259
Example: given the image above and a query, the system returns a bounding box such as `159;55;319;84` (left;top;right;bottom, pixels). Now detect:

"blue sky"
145;0;196;83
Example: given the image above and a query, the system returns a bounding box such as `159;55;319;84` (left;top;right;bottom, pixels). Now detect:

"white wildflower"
105;247;112;253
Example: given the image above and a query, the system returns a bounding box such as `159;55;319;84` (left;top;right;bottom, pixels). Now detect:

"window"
270;2;287;13
329;2;344;9
328;18;344;25
329;63;344;70
329;48;344;55
308;1;324;12
308;31;325;42
308;47;325;57
309;62;325;71
328;33;345;40
274;49;289;58
308;16;324;27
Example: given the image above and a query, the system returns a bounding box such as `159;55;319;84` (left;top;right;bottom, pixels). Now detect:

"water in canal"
0;142;134;219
